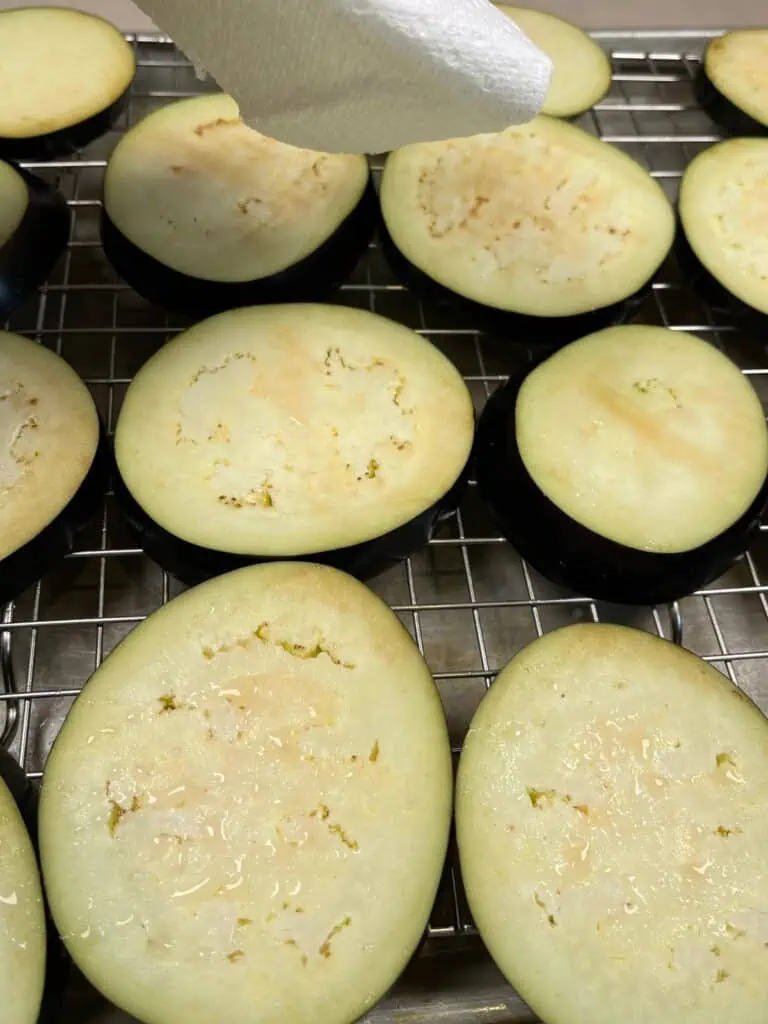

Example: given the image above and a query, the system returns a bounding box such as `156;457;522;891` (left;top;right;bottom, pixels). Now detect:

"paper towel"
134;0;551;153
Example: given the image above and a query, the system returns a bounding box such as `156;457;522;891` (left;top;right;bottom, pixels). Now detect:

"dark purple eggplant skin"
0;748;69;1023
695;61;768;138
101;180;379;318
377;215;652;346
113;450;472;587
0;88;131;163
675;217;768;327
0;427;109;607
476;371;768;606
675;216;765;327
0;167;70;318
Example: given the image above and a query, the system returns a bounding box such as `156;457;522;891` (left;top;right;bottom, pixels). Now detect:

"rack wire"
3;31;768;1009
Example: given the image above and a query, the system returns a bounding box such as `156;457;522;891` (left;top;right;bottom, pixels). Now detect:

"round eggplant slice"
0;751;47;1024
379;116;675;345
679;138;768;319
0;331;106;606
39;561;453;1024
457;622;768;1024
102;94;376;317
0;7;135;161
697;31;768;137
476;325;768;605
0;161;70;318
499;7;611;117
0;749;69;1024
113;304;474;585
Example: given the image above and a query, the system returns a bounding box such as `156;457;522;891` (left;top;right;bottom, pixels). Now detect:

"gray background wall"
0;0;759;31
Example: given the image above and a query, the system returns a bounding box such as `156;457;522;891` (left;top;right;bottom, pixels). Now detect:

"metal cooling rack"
3;29;768;1023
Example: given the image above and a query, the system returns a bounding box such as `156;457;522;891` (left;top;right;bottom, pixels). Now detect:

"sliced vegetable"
40;561;453;1024
499;6;611;117
114;304;474;585
458;622;768;1024
697;30;768;136
0;750;48;1024
379;116;675;344
0;332;105;605
0;7;135;161
0;162;70;318
679;137;768;318
476;324;768;604
102;94;376;316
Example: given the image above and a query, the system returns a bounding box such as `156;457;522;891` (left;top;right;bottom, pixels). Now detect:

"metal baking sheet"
3;30;767;1023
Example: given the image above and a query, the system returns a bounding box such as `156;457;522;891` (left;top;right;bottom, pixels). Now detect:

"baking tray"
3;29;768;1023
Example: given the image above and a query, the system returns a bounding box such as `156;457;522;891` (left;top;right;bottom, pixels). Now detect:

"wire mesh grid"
2;31;768;955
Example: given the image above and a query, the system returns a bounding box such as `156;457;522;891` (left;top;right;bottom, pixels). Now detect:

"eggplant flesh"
113;304;475;583
0;429;108;607
378;216;651;345
457;623;768;1024
478;379;768;605
695;65;768;137
678;138;768;320
697;32;768;137
39;562;452;1024
102;183;377;318
0;92;131;163
0;165;70;318
476;331;768;606
674;225;764;325
113;462;468;586
0;749;65;1024
0;8;135;161
498;6;612;118
379;116;675;347
102;94;376;316
0;332;106;606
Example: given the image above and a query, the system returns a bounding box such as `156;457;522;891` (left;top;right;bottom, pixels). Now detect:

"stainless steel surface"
2;30;768;1023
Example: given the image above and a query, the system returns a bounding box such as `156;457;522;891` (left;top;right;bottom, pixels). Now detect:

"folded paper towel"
135;0;551;153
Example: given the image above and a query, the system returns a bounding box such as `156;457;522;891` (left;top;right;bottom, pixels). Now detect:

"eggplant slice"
40;561;453;1024
0;162;70;318
476;324;768;605
113;304;474;585
102;94;376;317
679;137;768;319
697;30;768;137
499;6;612;117
379;116;675;345
0;750;47;1024
0;332;106;606
0;7;135;161
457;622;768;1024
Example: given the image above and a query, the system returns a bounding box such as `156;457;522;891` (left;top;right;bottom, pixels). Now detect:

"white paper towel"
134;0;551;153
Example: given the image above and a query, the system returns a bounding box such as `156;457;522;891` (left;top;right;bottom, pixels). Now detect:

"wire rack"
3;29;768;1021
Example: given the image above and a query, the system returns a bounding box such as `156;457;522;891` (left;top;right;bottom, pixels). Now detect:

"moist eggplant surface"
697;30;768;136
499;6;612;117
0;331;103;604
113;304;474;582
457;623;768;1024
0;7;135;160
476;325;768;604
0;751;47;1024
39;562;453;1024
679;137;768;318
102;94;375;315
379;116;675;343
